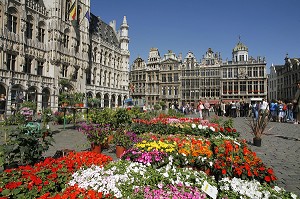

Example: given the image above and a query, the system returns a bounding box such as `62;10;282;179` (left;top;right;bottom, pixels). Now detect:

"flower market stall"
0;110;298;198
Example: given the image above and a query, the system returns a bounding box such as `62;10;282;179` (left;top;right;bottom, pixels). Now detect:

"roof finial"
238;35;241;42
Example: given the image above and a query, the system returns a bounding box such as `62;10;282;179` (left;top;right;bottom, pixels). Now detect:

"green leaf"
1;189;10;196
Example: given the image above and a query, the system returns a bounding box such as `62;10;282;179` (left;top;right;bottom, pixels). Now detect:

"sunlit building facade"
0;0;130;115
130;41;268;108
268;55;300;101
220;41;267;102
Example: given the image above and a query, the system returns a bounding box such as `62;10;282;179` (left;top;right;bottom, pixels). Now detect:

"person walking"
269;100;278;122
197;100;204;119
277;100;285;123
230;100;237;118
293;80;300;124
203;100;210;119
220;101;226;116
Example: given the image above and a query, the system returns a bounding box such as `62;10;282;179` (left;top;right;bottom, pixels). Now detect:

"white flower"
162;172;169;178
209;127;215;132
191;123;196;128
198;124;203;129
291;193;298;199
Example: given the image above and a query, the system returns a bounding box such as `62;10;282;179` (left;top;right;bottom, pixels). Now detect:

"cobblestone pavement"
1;114;299;196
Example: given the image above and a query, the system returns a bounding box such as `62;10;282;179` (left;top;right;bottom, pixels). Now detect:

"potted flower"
112;128;135;158
79;122;112;153
247;108;270;146
0;126;54;168
58;92;70;107
73;92;85;107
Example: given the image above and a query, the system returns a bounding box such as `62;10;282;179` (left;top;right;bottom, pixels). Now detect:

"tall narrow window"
168;87;172;95
7;53;16;71
8;14;17;33
24;57;32;73
248;81;252;93
223;82;227;94
174;86;178;95
240;81;246;92
37;61;44;76
26;22;33;39
228;82;233;93
253;67;258;77
162;74;166;82
259;81;264;93
38;27;45;42
247;68;252;77
168;74;172;82
228;68;232;78
259;67;264;77
65;1;71;21
63;34;69;48
254;81;258;93
222;69;227;78
62;65;68;77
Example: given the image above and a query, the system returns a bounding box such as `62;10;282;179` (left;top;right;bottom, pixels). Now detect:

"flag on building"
85;10;90;22
69;1;77;20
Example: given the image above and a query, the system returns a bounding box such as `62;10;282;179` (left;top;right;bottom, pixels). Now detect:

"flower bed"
0;115;298;198
0;152;112;198
130;117;239;138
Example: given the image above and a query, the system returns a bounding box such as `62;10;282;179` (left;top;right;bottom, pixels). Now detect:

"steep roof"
89;13;119;47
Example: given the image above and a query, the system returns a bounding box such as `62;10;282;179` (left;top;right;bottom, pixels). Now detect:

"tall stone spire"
120;16;129;51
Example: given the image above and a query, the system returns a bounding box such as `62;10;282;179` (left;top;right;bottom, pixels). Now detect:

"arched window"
37;21;46;43
26;15;34;39
63;28;70;48
99;69;102;86
93;47;97;62
7;7;18;33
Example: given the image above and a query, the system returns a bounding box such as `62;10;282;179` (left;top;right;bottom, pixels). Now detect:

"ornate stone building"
0;0;130;115
268;55;300;101
220;41;267;102
181;48;221;107
130;41;268;109
130;48;181;108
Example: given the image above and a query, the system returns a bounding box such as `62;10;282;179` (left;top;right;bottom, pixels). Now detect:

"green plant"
154;104;161;110
0;126;54;167
248;108;270;139
42;107;52;127
222;118;234;129
113;108;132;128
79;122;112;145
73;92;85;104
89;108;115;124
58;92;70;105
20;101;37;111
112;128;134;149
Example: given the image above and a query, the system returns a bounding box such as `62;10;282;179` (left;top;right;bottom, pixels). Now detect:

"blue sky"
90;0;300;72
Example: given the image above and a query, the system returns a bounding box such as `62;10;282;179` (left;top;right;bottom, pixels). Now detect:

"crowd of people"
179;80;300;124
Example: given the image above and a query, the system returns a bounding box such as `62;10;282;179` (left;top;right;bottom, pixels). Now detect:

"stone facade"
130;41;268;109
268;55;300;101
220;41;267;103
0;0;130;115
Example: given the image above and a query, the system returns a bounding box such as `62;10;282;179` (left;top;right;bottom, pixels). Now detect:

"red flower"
5;181;22;190
222;169;227;175
265;176;271;182
267;168;274;175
